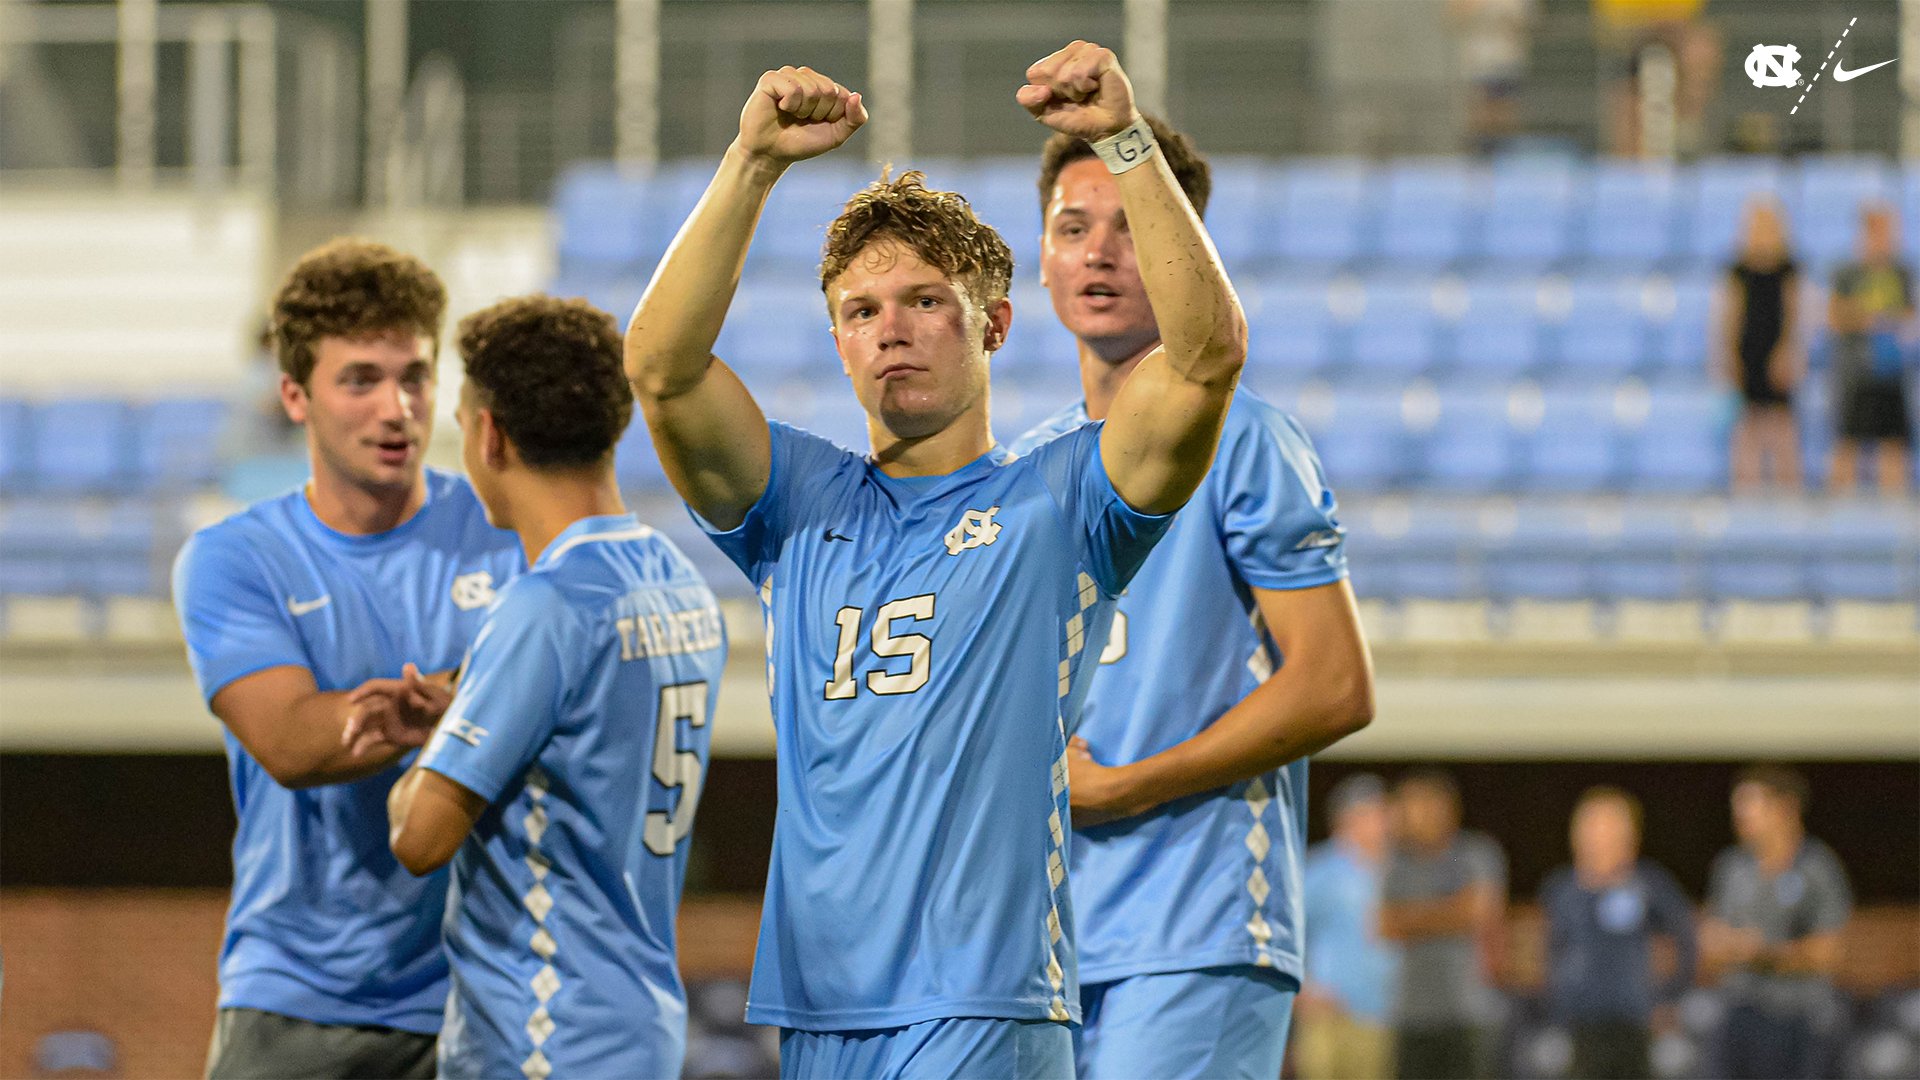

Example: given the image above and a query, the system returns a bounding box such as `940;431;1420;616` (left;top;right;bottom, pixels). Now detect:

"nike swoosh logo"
1832;58;1896;82
287;595;332;616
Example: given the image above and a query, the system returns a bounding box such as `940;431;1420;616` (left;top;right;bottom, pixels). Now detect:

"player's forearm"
626;145;786;400
1382;892;1483;940
1114;140;1248;388
1767;931;1843;976
1119;659;1372;816
268;691;407;788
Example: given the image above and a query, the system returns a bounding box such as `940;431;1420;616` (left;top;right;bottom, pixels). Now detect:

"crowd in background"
1295;767;1855;1080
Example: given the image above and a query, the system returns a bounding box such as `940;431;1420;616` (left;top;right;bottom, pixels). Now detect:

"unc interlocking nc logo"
943;507;1003;556
450;571;496;611
1746;43;1801;87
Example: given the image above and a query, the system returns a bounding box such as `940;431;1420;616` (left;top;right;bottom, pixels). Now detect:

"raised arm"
625;67;867;529
1018;42;1248;514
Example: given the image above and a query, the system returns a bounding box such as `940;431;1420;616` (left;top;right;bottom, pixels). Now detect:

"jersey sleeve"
418;577;573;804
171;526;309;702
1023;421;1175;595
690;419;858;586
1214;407;1348;591
1804;846;1854;934
1705;848;1742;921
1465;833;1509;894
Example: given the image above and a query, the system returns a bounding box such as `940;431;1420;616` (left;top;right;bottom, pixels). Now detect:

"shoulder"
175;492;300;576
1798;838;1850;880
1708;845;1749;881
484;568;571;628
1637;859;1686;894
1540;867;1576;902
1458;831;1506;868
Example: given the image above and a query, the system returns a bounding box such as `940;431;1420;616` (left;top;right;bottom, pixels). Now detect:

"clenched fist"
737;65;868;166
1016;41;1140;143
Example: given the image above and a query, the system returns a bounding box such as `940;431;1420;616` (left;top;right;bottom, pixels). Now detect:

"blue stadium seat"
955;156;1046;272
1687;157;1787;267
1415;387;1516;492
1581;163;1681;267
1593;504;1700;599
613;413;671;495
1309;388;1409;491
30;399;132;494
548;273;646;325
0;500;86;595
1649;272;1716;378
1518;385;1622;492
1621;385;1728;492
1810;501;1917;601
1245;277;1335;373
1376;502;1481;598
0;398;30;494
1476;160;1577;266
1276;160;1376;266
1349;277;1440;377
713;280;833;380
996;281;1080;371
1483;503;1597;599
1793;156;1892;273
991;366;1082;447
1204;157;1282;272
1450;275;1542;378
1702;501;1811;600
1375;161;1477;266
552;164;653;275
1552;275;1652;379
87;505;160;597
750;161;872;273
132;399;228;491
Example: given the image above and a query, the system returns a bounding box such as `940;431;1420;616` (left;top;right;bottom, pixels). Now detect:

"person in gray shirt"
1380;770;1507;1080
1702;765;1853;1080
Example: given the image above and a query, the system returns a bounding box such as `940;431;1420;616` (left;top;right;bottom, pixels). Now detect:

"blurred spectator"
1703;765;1854;1080
1380;770;1507;1080
1827;205;1915;495
1447;0;1536;155
1297;774;1402;1080
1593;0;1720;158
1540;786;1698;1080
1720;199;1804;492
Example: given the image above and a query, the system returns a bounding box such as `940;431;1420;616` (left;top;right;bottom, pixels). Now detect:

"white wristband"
1090;121;1157;174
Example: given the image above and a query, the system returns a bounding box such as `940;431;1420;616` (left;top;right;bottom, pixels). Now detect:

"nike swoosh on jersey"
287;594;332;616
1832;58;1896;82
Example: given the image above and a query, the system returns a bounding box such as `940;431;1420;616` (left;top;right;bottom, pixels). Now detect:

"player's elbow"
389;820;456;877
255;748;331;790
1329;667;1376;739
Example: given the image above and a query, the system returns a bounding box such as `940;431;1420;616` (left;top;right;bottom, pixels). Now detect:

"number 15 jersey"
695;419;1172;1031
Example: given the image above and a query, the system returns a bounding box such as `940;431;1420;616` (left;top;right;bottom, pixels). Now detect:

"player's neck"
1077;336;1160;422
506;470;628;566
868;405;995;478
305;468;428;536
1752;828;1804;874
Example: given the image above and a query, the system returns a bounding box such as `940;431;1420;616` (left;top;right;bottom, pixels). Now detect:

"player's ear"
479;407;510;469
280;373;309;424
984;296;1013;354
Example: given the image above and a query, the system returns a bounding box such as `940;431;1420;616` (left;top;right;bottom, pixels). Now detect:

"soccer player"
171;239;524;1078
624;42;1247;1078
362;296;726;1080
1009;116;1375;1079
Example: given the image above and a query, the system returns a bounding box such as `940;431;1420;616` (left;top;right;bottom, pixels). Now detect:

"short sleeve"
171;527;309;702
1022;422;1175;595
1465;834;1509;894
418;577;572;804
690;420;859;586
1805;847;1854;934
1382;852;1417;904
1215;406;1348;590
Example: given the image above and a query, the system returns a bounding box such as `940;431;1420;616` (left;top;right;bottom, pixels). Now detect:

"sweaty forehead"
829;240;968;301
1049;158;1121;218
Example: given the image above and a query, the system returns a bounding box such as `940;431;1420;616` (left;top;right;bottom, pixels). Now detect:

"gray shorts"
206;1007;436;1080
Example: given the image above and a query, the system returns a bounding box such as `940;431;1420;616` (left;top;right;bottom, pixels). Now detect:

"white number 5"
643;681;708;856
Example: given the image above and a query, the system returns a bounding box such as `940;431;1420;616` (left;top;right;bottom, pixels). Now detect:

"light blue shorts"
1077;965;1296;1080
780;1016;1074;1080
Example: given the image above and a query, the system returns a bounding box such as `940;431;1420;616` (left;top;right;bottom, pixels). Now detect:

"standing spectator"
1380;770;1507;1080
1447;0;1536;155
1720;199;1804;492
1828;205;1915;494
1593;0;1720;158
1297;774;1402;1080
1541;786;1698;1080
1703;766;1854;1080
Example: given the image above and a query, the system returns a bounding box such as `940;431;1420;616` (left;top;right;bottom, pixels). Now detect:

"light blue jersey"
695;419;1172;1032
1302;841;1399;1024
419;514;726;1080
171;469;523;1032
1011;389;1347;988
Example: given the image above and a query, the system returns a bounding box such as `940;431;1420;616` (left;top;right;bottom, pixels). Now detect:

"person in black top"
1719;198;1803;492
1827;204;1915;495
1541;786;1697;1080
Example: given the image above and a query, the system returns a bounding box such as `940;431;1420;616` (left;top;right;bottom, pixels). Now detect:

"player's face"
1041;158;1160;359
1338;798;1390;853
1395;784;1458;847
1861;212;1896;262
285;331;435;493
1731;782;1792;846
1571;799;1638;875
828;240;1008;440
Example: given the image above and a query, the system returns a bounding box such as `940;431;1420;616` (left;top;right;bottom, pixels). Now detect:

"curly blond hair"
819;171;1013;315
270;238;446;384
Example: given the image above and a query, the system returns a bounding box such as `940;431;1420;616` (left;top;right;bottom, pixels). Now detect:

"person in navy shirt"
1540;786;1697;1080
358;296;726;1080
1010;114;1375;1080
625;43;1249;1079
172;239;523;1078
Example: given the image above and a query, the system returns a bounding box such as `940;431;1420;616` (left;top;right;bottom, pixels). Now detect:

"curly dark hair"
456;295;633;471
820;171;1014;314
270;238;447;385
1035;113;1212;218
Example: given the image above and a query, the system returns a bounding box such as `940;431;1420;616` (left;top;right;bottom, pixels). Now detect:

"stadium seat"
1203;157;1282;272
1592;504;1700;600
1483;502;1597;599
1581;163;1681;267
1476;159;1578;266
713;279;833;380
1620;384;1728;493
1552;275;1652;380
1414;386;1516;492
1375;160;1477;266
1809;501;1917;602
29;399;131;494
1701;501;1812;600
955;156;1046;272
552;164;653;275
613;413;671;495
0;398;30;493
1276;160;1376;267
548;273;647;326
1687;157;1787;267
1349;276;1440;377
1245;277;1336;373
1793;156;1892;273
1649;272;1716;378
749;160;873;273
0;499;86;595
1517;384;1622;492
86;504;160;597
131;399;228;491
1307;386;1409;491
1372;501;1481;598
1450;275;1543;378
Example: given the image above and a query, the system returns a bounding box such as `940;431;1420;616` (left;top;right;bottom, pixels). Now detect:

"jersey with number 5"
419;513;726;1080
696;419;1171;1031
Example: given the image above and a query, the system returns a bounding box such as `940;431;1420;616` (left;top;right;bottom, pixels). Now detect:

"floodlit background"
0;0;1915;1077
